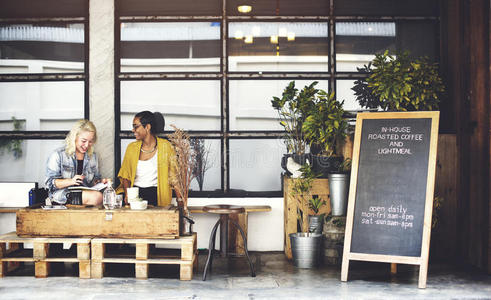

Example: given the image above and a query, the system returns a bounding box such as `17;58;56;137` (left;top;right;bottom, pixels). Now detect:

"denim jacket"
45;147;102;203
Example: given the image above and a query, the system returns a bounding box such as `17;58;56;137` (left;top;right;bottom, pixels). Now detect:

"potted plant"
308;196;326;234
288;163;323;268
168;125;197;235
328;158;352;216
271;81;316;173
352;50;445;111
301;83;349;177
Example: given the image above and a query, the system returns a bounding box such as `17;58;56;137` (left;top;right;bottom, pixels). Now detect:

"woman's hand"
72;175;85;186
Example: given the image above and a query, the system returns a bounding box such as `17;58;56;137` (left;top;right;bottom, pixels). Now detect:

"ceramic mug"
127;187;139;201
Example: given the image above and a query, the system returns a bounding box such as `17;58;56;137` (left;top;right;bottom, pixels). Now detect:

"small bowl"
129;200;148;210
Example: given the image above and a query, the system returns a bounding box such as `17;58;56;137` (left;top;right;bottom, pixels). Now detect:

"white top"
133;153;158;188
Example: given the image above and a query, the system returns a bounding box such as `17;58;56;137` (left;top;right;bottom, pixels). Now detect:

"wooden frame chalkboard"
341;111;439;289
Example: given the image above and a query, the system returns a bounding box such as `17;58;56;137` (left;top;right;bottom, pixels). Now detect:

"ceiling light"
237;5;252;13
270;35;278;44
244;35;253;44
278;27;287;37
287;32;295;41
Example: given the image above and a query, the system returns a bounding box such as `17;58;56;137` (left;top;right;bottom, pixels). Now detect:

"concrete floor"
1;252;490;300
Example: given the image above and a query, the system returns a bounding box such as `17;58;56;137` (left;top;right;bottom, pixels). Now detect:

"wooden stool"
202;205;256;281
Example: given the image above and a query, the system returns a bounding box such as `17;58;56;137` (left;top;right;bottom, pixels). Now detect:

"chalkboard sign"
341;111;439;289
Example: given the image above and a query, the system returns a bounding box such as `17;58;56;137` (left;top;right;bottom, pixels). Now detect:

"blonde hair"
65;119;97;157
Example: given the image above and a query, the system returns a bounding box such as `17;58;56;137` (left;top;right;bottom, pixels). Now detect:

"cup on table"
127;187;139;201
114;194;123;209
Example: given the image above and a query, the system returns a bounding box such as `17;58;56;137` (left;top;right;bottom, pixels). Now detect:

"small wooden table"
189;205;271;255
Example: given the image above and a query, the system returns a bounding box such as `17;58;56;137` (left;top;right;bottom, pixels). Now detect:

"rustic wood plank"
90;261;104;278
16;207;179;238
91;242;104;260
0;261;6;277
136;243;149;260
79;260;91;279
188;205;271;213
180;261;193;281
33;242;48;260
34;261;49;278
135;263;148;279
77;243;91;260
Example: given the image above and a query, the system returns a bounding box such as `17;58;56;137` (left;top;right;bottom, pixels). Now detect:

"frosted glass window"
0;140;65;186
120;80;221;131
0;81;84;131
229;80;329;131
0;24;85;74
229;139;286;192
228;22;328;72
120;22;220;72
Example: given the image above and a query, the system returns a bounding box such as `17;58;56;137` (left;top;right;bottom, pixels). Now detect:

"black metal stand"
202;214;256;281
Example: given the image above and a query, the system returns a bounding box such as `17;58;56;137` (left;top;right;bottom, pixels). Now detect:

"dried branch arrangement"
168;125;197;216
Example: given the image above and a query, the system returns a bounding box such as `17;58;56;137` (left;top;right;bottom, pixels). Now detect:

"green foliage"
0;117;23;159
271;81;318;154
338;158;352;173
352;50;445;111
301;87;348;157
308;197;326;215
289;163;321;232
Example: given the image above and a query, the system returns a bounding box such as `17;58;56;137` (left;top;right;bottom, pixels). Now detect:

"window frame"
114;0;441;198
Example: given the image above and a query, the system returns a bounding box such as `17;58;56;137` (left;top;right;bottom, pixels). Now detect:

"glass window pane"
336;80;364;112
0;139;65;185
335;21;438;72
120;22;220;73
0;81;85;131
229;79;329;131
119;0;221;16
0;24;85;74
229;139;285;192
0;0;87;18
120;80;221;131
227;0;329;16
120;138;221;192
334;0;439;16
228;22;328;72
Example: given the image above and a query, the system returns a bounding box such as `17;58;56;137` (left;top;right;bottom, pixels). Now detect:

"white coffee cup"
127;187;139;200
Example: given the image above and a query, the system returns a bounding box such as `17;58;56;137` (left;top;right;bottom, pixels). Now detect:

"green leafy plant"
0;117;23;159
289;164;322;232
308;197;326;215
271;81;317;154
338;158;352;173
301;85;348;157
352;50;445;111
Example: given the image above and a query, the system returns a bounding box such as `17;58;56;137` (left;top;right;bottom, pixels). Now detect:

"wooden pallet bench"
91;233;197;281
0;232;91;278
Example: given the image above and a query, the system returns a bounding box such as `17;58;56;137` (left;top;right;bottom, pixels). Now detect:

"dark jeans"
134;186;158;206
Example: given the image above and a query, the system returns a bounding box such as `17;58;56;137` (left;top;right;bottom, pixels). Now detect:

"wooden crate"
91;233;197;281
0;232;91;278
16;206;180;239
284;177;331;260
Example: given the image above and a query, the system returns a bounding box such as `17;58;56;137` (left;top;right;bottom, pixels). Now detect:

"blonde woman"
45;119;108;205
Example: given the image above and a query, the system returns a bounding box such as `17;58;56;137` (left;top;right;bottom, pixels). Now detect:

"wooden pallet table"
91;233;197;280
0;232;91;278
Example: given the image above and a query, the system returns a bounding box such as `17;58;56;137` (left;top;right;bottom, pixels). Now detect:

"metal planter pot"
328;173;350;216
308;215;324;234
289;232;322;268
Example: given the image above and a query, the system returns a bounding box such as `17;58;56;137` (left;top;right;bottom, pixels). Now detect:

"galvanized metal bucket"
308;215;324;234
289;232;322;268
328;173;350;216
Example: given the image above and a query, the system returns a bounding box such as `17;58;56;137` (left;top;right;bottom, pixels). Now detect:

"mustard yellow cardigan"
117;137;175;206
